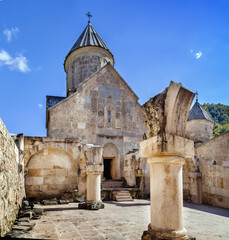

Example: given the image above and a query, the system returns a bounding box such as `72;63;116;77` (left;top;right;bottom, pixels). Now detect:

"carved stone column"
140;134;195;239
141;81;196;239
78;145;104;210
86;164;103;207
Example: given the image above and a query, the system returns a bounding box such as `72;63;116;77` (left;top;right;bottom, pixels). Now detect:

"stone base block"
78;201;104;210
141;224;196;240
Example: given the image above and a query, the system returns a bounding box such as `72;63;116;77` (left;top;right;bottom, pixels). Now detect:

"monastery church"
23;20;229;204
1;17;229;238
24;19;146;200
0;16;229;240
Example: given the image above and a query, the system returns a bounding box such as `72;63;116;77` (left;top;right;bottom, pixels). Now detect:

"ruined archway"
25;147;77;200
102;143;119;180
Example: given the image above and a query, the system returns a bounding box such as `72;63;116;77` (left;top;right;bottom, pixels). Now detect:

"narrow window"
108;110;111;123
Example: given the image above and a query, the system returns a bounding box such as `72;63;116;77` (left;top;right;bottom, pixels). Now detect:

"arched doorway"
103;143;119;180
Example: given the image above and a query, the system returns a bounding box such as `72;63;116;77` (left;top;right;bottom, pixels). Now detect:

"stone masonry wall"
47;64;146;178
142;88;168;139
0;118;25;237
195;131;229;208
24;137;79;200
65;47;114;95
186;119;214;144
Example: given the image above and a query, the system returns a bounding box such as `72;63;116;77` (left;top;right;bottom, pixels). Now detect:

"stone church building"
24;20;146;199
1;19;229;236
22;20;228;206
15;20;226;207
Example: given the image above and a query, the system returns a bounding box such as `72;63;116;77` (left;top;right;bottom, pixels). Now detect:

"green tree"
203;103;229;137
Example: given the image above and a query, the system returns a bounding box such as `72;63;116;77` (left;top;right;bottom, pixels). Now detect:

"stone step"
113;191;130;196
115;196;133;202
113;190;133;202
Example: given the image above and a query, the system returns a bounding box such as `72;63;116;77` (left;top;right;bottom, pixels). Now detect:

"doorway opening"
103;158;113;180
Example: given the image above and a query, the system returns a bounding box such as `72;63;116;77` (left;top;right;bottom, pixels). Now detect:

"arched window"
108;110;111;123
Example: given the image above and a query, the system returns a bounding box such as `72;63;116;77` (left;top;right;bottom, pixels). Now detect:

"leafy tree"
203;103;229;137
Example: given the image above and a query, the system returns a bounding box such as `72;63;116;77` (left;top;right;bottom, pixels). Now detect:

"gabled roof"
188;101;214;122
47;63;140;112
65;21;113;60
46;96;66;109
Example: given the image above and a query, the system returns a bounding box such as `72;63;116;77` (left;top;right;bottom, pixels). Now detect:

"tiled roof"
46;96;66;109
188;101;214;122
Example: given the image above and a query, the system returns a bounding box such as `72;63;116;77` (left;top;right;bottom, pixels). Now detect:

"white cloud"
0;49;30;73
3;27;19;42
0;50;11;61
195;51;202;59
38;104;43;109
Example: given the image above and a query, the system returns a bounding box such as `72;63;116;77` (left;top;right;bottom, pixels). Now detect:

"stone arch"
25;147;77;200
103;143;120;180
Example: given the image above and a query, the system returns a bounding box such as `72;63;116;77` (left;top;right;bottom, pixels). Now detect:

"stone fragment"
33;208;44;215
5;230;27;238
58;199;69;204
75;195;86;202
17;217;30;222
22;200;29;208
12;225;31;231
16;221;36;228
19;210;33;219
78;201;105;210
41;199;58;205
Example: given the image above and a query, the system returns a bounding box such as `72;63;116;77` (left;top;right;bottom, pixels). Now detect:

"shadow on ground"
103;200;150;207
184;201;229;218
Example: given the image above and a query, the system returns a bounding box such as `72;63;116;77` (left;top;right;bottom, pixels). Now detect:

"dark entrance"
104;159;112;180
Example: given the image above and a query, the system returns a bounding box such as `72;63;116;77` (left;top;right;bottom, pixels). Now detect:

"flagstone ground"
18;200;229;240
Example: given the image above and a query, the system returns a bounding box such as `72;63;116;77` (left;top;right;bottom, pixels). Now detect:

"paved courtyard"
19;200;229;240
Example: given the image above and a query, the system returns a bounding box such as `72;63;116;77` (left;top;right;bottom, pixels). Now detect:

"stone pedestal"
79;164;104;210
140;134;195;240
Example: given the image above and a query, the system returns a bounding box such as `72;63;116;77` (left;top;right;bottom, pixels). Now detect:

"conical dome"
186;100;214;144
66;21;112;58
64;21;114;96
188;101;214;122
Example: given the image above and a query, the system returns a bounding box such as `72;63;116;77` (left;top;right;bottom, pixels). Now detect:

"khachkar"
78;144;104;210
141;82;196;240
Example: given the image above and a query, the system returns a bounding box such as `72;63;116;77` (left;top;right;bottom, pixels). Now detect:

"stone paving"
18;200;229;240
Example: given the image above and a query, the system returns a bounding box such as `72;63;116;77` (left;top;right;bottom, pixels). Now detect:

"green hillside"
203;103;229;137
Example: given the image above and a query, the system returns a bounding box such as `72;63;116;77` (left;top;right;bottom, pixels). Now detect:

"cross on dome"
195;91;199;102
86;12;92;23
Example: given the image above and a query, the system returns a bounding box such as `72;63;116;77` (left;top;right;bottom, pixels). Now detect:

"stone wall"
186;119;214;144
0;118;25;237
47;64;146;178
65;47;114;95
195;131;229;208
24;137;104;199
24;137;80;199
123;151;149;194
142;88;168;139
183;157;202;204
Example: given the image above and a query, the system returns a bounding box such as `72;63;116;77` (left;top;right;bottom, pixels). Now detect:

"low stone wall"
184;131;229;208
183;157;202;204
196;132;229;209
0;118;25;237
123;151;149;194
24;137;80;200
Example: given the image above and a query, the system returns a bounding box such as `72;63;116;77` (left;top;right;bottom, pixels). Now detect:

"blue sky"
0;0;228;136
